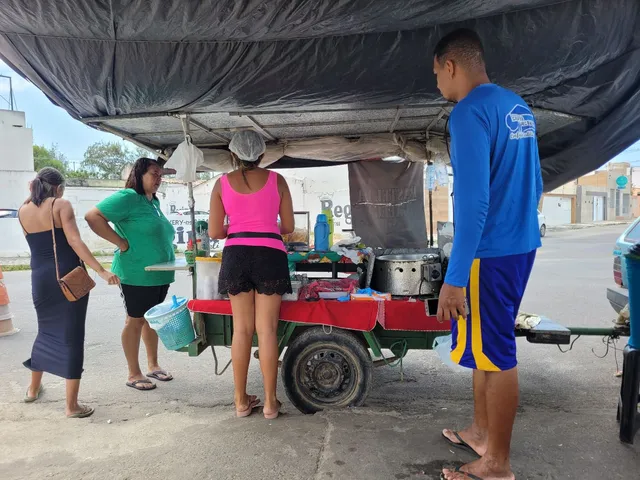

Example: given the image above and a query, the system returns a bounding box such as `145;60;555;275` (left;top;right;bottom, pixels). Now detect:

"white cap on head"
229;130;266;162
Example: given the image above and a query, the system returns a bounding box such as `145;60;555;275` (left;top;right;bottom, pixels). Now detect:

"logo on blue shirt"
505;105;536;140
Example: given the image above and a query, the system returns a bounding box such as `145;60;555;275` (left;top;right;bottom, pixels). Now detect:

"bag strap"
50;199;61;282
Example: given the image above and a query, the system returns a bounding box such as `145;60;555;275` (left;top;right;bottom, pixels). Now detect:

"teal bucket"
624;254;640;349
144;295;196;351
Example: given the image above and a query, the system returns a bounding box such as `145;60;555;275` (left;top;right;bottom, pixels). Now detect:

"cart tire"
281;327;372;414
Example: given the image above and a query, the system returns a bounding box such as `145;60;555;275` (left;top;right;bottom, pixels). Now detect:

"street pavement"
0;225;638;479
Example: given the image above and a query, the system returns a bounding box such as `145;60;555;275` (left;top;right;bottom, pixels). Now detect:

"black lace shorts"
218;246;292;296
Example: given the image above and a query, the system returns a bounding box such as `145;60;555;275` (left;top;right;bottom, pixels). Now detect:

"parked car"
538;210;547;237
606;217;640;313
0;209;18;219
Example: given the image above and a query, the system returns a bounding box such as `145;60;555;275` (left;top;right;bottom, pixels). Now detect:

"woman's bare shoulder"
54;198;73;209
276;172;290;187
53;198;75;218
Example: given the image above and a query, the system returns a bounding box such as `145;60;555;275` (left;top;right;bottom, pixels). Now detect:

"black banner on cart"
348;161;427;249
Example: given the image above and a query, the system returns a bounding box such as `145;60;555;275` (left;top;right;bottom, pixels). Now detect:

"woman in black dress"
18;168;119;418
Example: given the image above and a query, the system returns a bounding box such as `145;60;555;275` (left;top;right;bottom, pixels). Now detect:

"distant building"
541;162;635;225
0;110;35;209
632;166;640;218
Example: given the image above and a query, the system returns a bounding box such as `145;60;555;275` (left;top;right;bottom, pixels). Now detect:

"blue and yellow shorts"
450;251;536;371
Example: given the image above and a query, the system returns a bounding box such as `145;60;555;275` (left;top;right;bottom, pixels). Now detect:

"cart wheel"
281;327;373;414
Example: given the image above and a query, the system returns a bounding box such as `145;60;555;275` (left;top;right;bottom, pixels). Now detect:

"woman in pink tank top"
208;131;294;419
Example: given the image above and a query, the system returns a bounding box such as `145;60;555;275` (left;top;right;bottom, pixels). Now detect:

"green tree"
82;141;151;179
65;168;94;179
33;144;67;173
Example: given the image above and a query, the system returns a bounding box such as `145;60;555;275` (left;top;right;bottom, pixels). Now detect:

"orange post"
0;266;19;337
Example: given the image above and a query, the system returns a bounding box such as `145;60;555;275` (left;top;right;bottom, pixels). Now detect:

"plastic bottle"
195;220;210;255
314;214;330;251
321;208;334;247
185;239;195;265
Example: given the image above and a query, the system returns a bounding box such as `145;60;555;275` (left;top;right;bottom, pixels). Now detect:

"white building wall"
3;163;447;256
0;110;35;210
280;165;352;236
162;173;307;218
549;180;578;196
0;184;123;257
632;167;640;188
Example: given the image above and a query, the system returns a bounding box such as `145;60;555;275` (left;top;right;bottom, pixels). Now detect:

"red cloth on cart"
188;299;379;331
188;299;448;333
380;300;450;332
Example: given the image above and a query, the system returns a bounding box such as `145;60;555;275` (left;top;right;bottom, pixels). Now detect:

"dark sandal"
147;370;173;382
126;379;157;391
442;430;481;458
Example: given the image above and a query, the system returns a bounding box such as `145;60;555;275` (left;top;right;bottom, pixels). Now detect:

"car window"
624;219;640;244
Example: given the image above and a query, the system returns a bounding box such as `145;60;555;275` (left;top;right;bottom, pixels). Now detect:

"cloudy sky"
1;59;639;168
0;60;134;167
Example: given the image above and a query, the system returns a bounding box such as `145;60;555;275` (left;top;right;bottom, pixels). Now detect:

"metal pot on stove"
371;253;443;296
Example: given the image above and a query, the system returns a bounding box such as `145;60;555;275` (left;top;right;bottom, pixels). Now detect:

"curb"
547;221;632;232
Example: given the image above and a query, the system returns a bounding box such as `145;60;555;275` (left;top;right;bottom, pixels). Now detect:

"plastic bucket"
145;296;196;351
432;335;467;372
196;257;223;300
624;254;640;349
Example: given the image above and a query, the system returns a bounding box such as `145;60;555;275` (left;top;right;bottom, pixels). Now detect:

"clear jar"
195;257;223;300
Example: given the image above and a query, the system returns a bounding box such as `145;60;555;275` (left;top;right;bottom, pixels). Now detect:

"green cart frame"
179;308;628;414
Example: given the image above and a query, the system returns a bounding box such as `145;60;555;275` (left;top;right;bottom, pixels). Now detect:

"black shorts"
120;284;170;318
219;246;292;296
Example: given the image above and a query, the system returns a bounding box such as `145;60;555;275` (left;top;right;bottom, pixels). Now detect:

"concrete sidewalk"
1;225;639;480
0;392;636;480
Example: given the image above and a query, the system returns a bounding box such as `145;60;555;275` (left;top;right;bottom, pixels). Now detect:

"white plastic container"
196;257;223;300
318;291;348;300
283;280;302;301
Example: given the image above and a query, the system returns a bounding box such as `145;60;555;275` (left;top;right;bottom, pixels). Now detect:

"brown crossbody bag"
51;199;96;302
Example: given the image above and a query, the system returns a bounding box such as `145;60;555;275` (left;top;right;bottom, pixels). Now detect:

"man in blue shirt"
434;29;542;480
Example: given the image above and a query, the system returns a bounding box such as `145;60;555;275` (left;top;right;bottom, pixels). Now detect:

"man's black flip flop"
126;379;157;391
147;370;173;382
440;466;484;480
441;431;481;458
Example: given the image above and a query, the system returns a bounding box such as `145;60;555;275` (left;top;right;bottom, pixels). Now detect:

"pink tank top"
221;170;285;252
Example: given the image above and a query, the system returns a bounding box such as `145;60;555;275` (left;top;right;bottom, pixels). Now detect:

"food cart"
149;164;628;416
1;0;638;442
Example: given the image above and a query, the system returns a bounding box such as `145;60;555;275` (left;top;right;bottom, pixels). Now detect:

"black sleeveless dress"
22;227;89;380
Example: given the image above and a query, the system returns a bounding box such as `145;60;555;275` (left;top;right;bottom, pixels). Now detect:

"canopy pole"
428;189;434;247
180;115;199;300
179;115;197;248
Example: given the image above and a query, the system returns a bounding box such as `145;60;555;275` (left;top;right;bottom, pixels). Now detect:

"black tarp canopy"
0;0;639;190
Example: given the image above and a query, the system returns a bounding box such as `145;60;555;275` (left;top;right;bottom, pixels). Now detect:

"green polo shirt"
96;189;175;286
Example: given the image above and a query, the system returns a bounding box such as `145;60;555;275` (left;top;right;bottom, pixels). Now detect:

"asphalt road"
1;225;638;480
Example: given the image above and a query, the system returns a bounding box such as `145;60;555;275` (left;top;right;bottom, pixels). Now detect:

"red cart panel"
188;298;449;333
188;299;380;331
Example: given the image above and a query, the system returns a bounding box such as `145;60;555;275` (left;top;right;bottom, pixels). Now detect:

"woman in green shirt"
85;158;175;391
